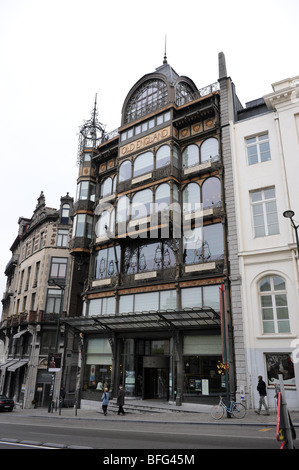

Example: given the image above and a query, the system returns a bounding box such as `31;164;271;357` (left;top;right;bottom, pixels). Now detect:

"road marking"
258;428;272;432
0;440;56;449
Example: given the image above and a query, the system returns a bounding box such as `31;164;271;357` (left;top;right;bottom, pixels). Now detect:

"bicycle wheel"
231;402;246;419
211;404;224;420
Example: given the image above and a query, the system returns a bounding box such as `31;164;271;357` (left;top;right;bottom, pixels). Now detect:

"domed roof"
121;56;198;126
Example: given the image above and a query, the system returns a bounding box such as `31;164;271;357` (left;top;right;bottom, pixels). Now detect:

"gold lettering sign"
120;126;171;157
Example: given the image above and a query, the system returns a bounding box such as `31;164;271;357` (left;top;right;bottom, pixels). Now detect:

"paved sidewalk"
12;400;299;427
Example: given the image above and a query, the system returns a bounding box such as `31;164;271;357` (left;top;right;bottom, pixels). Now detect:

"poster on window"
266;353;295;386
48;353;62;372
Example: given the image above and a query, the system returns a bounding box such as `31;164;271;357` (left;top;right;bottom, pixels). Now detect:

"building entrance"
142;355;169;400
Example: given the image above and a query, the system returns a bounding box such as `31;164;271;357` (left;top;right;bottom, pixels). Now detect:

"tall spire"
163;35;167;64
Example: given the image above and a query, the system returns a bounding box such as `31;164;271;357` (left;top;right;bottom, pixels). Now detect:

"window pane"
202;177;221;209
134;292;159;312
119;160;131;182
201;138;219;162
155;184;170;209
278;320;290;333
182;145;199;168
260;277;271;291
181;287;202;308
263;321;275;333
160;290;176;310
134;152;153;177
156;145;170;168
183;183;201;212
203;285;220;310
203;223;224;261
119;295;134;313
273;276;285;291
102;297;115;315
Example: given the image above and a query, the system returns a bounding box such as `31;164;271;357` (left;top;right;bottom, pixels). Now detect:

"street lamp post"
283;210;299;256
47;279;65;413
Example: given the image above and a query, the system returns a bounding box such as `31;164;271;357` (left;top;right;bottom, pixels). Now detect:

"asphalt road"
0;413;281;450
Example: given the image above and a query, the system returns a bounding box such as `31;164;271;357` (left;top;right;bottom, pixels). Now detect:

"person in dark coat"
101;387;109;415
255;375;270;415
117;385;125;415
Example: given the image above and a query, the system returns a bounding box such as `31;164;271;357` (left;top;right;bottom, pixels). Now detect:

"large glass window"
131;189;152;219
133;151;153;177
183;183;201;212
201;138;219;162
83;338;112;392
155;184;170;210
182;144;199;169
259;276;290;334
119;289;177;313
94;246;120;279
73;214;93;238
156;145;170;169
251;187;279;237
124;241;176;274
181;285;220;311
119;160;132;182
125;79;168;123
184;223;224;264
95;209;115;238
202;177;221;209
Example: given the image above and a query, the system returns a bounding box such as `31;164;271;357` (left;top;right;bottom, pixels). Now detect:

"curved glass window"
100;177;113;198
133;151;153;177
183;223;223;264
201;138;219;162
155;184;170;210
116;196;130;223
175;82;194;106
156;145;170;169
73;213;93;238
125;79;168;123
183;183;201;212
259;276;290;334
131;189;152;218
202;177;221;209
95;209;115;238
119;160;132;182
182;144;199;169
173;145;179;168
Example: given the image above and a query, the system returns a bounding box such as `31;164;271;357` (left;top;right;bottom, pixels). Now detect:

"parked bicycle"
211;396;246;420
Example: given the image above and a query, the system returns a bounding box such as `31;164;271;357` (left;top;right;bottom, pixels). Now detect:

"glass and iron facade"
69;61;233;404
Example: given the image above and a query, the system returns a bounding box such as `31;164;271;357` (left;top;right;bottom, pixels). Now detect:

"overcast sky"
1;0;298;298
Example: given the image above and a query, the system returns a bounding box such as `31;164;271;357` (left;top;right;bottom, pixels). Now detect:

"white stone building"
231;76;299;409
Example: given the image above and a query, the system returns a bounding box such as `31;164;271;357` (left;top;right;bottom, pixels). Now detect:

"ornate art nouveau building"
67;54;242;407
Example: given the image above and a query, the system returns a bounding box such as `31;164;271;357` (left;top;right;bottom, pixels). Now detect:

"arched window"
259;276;290;333
182;183;201;212
125;79;168;123
100;177;113;198
95;209;115;238
202;177;221;209
201;138;219;162
117;195;130;223
182;144;199;169
155;184;170;210
132;189;152;218
156;145;170;169
119;160;132;182
133;151;153;177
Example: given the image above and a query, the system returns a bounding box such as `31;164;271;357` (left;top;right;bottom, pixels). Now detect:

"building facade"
230;76;299;408
0;192;74;408
67;54;243;408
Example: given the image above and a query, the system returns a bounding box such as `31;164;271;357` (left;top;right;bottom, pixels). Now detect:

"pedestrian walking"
101;387;109;415
117;385;125;415
255;375;270;415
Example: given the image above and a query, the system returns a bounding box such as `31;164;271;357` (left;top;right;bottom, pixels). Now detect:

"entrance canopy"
64;307;220;334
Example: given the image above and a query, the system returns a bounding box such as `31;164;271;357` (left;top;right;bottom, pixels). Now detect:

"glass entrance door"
143;367;168;400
